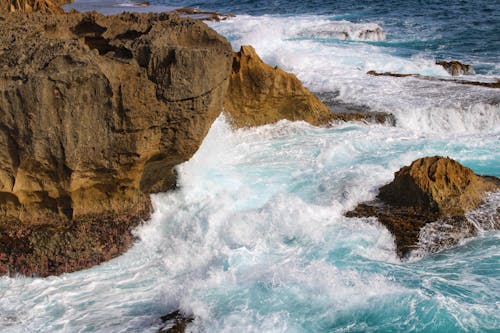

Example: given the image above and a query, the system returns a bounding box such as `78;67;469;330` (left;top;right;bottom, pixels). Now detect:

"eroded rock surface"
223;45;333;127
347;156;499;257
0;0;71;14
224;45;393;128
0;11;232;276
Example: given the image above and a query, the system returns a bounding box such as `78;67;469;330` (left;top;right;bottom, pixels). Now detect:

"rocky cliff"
347;157;499;257
223;46;333;127
0;11;232;276
0;0;72;14
224;46;395;128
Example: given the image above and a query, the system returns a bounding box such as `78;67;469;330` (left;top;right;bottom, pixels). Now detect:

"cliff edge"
0;11;232;276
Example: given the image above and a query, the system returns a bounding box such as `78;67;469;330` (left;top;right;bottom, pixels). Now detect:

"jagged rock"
223;45;333;127
347;156;499;257
224;46;391;128
0;11;232;276
436;60;475;76
0;0;72;14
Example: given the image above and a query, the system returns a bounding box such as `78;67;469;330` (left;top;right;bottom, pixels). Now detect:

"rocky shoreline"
0;0;498;281
0;3;400;276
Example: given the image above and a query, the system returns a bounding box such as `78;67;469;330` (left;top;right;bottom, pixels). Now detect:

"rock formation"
224;45;392;128
0;0;72;14
158;310;194;333
367;70;500;89
223;46;334;127
0;11;232;276
347;156;499;257
436;60;475;76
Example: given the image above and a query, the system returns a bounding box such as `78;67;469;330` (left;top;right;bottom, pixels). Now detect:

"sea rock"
436;60;475;76
173;7;235;22
224;46;391;128
0;0;72;14
0;11;232;276
158;310;194;333
346;156;499;257
223;45;333;127
367;70;500;89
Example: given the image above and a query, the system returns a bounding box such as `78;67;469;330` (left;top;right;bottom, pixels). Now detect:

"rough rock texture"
223;45;334;127
224;46;393;128
0;11;232;276
347;156;499;257
0;0;72;14
436;60;475;76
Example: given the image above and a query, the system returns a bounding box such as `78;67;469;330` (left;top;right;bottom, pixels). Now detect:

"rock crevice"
0;11;233;276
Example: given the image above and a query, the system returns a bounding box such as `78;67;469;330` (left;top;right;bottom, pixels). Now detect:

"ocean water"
1;0;499;332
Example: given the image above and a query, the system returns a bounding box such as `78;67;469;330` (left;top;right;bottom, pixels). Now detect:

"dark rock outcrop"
347;156;499;257
173;7;235;22
0;11;232;276
0;0;72;14
224;46;394;128
436;60;475;76
158;310;194;333
367;70;500;89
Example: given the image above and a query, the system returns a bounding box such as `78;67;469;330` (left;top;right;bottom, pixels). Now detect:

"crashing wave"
295;21;386;41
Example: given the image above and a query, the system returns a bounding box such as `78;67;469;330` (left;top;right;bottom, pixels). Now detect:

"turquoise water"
2;1;500;332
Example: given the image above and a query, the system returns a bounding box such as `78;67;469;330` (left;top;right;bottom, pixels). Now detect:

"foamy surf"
210;15;500;134
1;1;499;332
1;115;498;332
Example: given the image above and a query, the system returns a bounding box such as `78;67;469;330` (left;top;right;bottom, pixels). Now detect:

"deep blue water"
1;1;499;332
150;0;500;74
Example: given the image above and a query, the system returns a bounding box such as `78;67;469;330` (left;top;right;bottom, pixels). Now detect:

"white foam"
210;15;500;134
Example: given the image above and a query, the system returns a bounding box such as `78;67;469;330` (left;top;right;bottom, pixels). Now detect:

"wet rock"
172;7;235;22
224;46;394;128
346;156;499;257
436;60;475;76
317;91;396;125
0;0;72;14
0;11;232;276
159;310;194;333
367;70;500;89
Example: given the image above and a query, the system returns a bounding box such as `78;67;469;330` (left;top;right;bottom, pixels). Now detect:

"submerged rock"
0;11;232;276
158;310;194;333
172;7;235;22
436;60;475;76
0;0;72;14
347;156;499;257
366;70;500;89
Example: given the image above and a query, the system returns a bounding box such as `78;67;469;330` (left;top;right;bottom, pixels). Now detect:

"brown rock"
0;0;72;14
223;45;335;128
224;46;397;128
0;11;232;276
347;156;499;257
436;60;475;76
